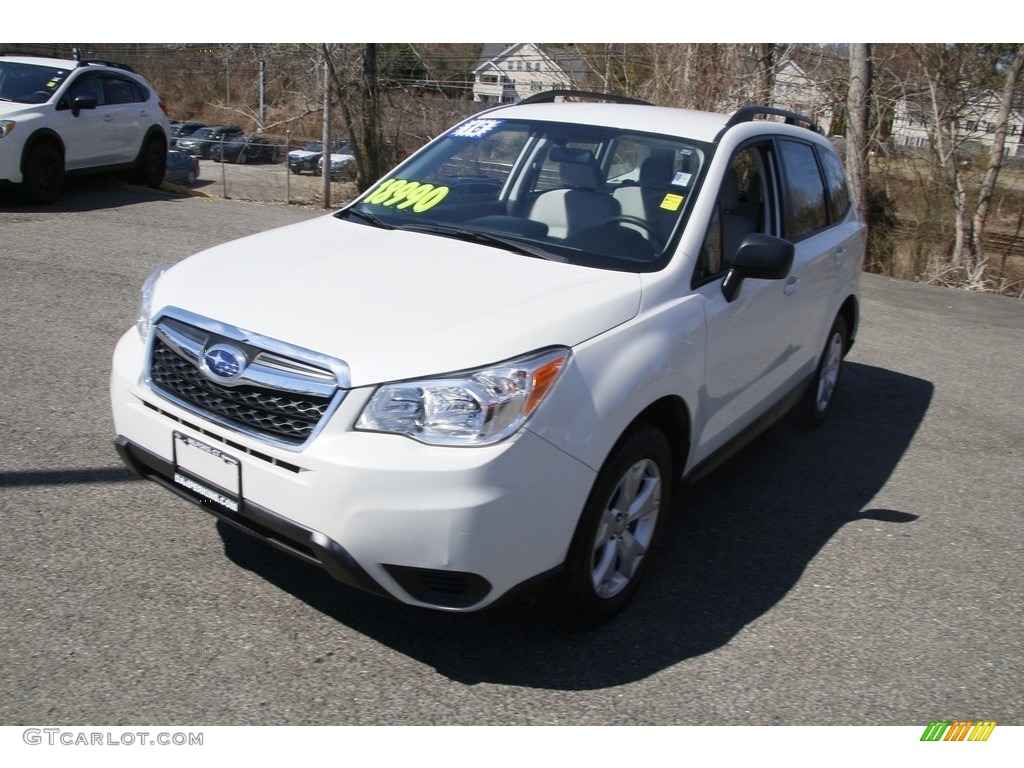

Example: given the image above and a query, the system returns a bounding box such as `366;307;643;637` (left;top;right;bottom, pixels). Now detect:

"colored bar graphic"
944;721;972;741
968;721;997;741
920;720;996;742
921;721;948;741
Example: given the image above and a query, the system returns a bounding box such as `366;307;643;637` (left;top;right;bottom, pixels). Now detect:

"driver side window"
696;142;774;284
65;74;104;106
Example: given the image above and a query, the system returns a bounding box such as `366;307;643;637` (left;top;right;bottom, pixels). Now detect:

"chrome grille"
146;309;349;449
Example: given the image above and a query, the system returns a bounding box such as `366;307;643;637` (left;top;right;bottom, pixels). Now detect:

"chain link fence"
172;134;360;209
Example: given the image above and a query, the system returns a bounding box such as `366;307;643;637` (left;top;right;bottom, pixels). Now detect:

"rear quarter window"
818;145;852;221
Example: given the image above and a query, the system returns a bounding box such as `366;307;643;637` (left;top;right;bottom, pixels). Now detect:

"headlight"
0;120;14;138
356;348;570;446
136;263;173;340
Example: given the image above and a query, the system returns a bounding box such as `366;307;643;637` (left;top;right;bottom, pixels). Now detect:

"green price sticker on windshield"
366;179;450;212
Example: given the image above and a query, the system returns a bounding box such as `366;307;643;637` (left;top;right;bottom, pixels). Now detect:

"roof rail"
517;89;653;107
76;59;137;74
720;105;821;138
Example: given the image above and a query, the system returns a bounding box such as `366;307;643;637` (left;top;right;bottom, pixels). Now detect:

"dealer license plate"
172;431;241;512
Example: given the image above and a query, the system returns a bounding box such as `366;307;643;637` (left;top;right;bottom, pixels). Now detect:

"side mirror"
721;233;794;302
71;97;98;118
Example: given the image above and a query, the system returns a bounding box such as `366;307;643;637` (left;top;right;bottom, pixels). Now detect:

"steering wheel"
604;215;665;249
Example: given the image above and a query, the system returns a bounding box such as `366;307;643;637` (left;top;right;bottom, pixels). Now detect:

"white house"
472;44;587;104
890;91;1024;157
770;58;836;134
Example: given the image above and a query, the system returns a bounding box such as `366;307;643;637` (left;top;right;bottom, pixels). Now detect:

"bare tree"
970;44;1024;271
908;44;1024;287
846;43;872;220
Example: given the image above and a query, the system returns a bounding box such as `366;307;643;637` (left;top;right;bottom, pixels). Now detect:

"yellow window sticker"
660;193;684;211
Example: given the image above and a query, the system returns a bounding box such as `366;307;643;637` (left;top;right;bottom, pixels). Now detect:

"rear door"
101;74;152;164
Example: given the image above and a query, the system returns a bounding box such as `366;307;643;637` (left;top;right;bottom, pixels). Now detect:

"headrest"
549;146;594;164
720;169;741;210
639;153;675;188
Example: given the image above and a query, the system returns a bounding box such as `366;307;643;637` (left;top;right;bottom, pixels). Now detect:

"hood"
151;214;642;387
0;101;43;119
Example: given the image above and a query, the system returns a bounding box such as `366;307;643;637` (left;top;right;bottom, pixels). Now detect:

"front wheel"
795;315;848;428
547;423;672;626
21;143;64;203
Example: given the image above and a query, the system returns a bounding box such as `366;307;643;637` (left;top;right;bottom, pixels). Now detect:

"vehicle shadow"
217;360;933;690
0;175;194;212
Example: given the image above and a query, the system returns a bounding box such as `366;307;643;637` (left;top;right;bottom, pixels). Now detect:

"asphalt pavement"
0;178;1021;727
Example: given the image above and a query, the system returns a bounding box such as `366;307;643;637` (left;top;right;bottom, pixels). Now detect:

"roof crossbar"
517;89;653;107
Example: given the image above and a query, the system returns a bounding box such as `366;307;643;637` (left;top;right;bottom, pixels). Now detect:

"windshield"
0;61;71;103
343;116;707;271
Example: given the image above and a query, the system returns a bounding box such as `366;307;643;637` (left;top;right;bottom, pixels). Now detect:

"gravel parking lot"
187;158;359;208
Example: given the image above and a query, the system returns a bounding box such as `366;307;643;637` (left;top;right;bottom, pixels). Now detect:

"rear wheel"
548;423;672;626
795;315;848;428
134;135;166;187
21;143;64;204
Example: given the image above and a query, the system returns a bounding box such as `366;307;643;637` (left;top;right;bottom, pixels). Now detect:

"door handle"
833;247;847;263
103;115;114;122
784;276;800;296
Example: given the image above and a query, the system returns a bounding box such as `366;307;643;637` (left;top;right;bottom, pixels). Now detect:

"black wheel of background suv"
546;422;672;627
134;135;167;188
21;143;64;204
795;315;848;428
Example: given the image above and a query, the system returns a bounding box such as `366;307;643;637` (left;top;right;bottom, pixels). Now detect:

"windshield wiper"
338;208;394;229
396;223;567;262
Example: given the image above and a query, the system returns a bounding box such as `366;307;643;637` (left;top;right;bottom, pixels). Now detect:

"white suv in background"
0;54;169;203
112;91;864;626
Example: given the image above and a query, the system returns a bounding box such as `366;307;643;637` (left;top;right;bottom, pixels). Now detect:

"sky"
4;2;1019;44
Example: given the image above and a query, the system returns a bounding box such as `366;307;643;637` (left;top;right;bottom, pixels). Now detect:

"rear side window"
779;139;827;239
818;146;851;221
104;76;140;104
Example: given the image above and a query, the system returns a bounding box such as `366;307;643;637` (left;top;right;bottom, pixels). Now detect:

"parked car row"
171;121;357;172
287;140;355;178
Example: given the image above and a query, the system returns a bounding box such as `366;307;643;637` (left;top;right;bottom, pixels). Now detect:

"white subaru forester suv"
0;54;169;203
111;91;864;625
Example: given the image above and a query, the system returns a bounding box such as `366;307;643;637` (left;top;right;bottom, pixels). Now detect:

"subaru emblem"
202;343;247;381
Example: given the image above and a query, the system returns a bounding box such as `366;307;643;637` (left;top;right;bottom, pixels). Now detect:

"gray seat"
529;150;620;239
612;152;677;242
720;169;756;264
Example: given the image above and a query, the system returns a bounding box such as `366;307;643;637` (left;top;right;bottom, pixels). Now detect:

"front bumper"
111;329;594;611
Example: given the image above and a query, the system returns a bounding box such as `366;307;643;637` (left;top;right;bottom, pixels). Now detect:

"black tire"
21;143;65;204
134;135;166;187
21;143;64;204
547;422;672;627
185;170;197;186
236;151;247;165
794;315;848;428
